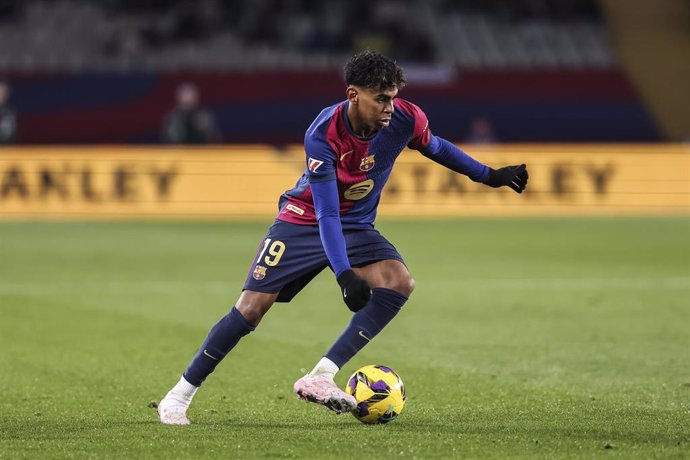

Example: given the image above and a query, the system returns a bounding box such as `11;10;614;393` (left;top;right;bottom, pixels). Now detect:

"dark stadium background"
0;1;688;459
0;0;687;144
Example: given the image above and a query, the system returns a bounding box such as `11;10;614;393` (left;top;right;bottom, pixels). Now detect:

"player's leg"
325;259;413;364
158;290;277;425
183;290;277;385
159;220;330;424
294;259;412;413
296;229;413;412
308;259;413;373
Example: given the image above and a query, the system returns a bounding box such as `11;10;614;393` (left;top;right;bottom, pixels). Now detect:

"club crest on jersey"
308;157;324;173
253;265;267;280
359;154;376;172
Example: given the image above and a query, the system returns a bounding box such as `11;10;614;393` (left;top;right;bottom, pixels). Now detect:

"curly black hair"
344;51;406;90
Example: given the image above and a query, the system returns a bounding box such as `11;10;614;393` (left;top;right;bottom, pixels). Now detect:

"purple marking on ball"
357;402;369;417
376;365;393;373
348;376;357;392
370;380;389;392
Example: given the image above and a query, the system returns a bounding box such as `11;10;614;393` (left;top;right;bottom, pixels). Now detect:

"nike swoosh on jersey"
203;349;219;361
340;150;353;161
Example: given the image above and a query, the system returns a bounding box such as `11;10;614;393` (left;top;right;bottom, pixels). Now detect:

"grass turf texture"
0;218;688;459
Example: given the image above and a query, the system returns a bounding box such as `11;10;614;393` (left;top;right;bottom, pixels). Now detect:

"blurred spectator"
465;117;498;144
0;80;17;144
162;83;220;144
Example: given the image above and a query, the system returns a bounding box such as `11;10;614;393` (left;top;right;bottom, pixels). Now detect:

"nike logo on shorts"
358;330;371;341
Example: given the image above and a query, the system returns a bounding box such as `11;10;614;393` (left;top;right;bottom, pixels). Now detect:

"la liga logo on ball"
345;364;406;424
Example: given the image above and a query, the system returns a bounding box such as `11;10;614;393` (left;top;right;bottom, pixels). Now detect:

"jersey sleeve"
311;180;351;276
304;126;351;276
397;99;489;182
420;136;489;182
401;100;433;151
304;131;336;183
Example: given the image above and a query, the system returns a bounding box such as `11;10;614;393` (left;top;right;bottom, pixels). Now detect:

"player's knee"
403;275;416;297
389;274;415;298
235;291;276;326
235;303;262;325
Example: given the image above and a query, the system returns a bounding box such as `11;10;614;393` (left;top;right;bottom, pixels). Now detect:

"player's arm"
419;135;528;193
406;103;528;193
306;137;371;312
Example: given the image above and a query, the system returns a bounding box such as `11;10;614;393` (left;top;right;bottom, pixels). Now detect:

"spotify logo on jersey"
344;179;374;200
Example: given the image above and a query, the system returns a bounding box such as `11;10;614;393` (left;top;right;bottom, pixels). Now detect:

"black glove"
483;164;529;193
336;269;372;312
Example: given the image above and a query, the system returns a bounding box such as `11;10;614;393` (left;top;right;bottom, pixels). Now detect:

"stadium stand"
0;0;614;71
0;0;663;142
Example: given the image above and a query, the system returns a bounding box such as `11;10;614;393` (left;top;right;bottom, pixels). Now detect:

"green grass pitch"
0;217;688;459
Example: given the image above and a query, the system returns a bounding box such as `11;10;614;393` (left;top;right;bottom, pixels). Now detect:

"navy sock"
183;307;255;386
325;288;408;368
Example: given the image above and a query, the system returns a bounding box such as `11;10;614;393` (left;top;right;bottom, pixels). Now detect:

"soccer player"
157;51;528;425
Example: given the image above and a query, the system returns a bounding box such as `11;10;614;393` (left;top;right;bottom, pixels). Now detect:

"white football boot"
157;394;192;425
157;376;198;425
293;374;357;414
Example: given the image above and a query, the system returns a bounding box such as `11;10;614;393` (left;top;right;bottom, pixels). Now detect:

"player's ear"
346;86;358;104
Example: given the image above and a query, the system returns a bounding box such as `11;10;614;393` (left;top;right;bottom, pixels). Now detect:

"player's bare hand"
483;164;528;193
336;269;372;312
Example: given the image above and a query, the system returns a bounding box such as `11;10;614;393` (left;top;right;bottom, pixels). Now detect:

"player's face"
352;86;398;131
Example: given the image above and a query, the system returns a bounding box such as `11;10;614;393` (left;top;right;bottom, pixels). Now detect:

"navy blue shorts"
242;220;404;303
